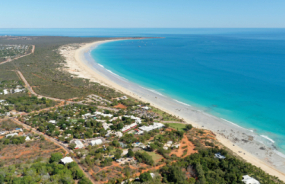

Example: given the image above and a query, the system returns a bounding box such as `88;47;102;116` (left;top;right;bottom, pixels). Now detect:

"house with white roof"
71;140;84;149
215;153;226;159
48;120;57;124
242;175;260;184
139;122;164;132
102;122;112;130
6;133;18;138
121;122;138;132
90;139;103;146
25;136;31;141
3;89;8;95
60;157;73;165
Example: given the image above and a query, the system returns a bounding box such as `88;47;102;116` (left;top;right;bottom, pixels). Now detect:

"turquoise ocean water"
1;28;285;152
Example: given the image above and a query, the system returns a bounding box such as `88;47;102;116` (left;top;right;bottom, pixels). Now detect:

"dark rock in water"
260;147;266;150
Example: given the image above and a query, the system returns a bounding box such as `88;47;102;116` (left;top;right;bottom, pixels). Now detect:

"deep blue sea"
1;28;285;151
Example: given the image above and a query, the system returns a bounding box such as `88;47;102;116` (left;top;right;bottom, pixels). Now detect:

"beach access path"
0;45;35;65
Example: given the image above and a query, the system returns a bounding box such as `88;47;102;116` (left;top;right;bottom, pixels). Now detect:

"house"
121;149;128;156
6;133;18;138
141;106;151;110
115;131;123;138
3;89;8;95
139;122;164;132
121;123;138;133
48;120;57;124
15;128;23;132
25;136;31;141
150;173;155;178
90;139;103;146
60;157;73;165
82;113;91;119
215;153;226;159
0;131;7;135
102;122;112;130
72;140;84;149
242;175;260;184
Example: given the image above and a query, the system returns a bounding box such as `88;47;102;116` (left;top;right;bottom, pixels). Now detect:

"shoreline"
62;39;285;181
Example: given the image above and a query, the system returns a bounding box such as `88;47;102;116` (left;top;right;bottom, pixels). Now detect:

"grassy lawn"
138;150;163;163
151;107;181;121
146;151;163;163
167;123;186;131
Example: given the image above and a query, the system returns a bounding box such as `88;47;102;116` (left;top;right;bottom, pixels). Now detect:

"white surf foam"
221;118;246;130
105;69;129;82
261;135;275;143
98;64;104;68
174;99;191;107
141;87;166;97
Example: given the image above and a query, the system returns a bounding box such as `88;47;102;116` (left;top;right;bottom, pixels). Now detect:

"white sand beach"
60;39;285;181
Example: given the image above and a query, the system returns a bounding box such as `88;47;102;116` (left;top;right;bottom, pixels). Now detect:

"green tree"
127;149;134;157
139;172;152;182
186;124;193;131
49;152;63;163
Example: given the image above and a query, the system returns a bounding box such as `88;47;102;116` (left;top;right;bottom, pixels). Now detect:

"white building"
121;122;138;132
3;89;8;95
6;133;18;138
139;122;164;132
73;140;84;149
242;175;260;184
90;139;103;146
25;136;31;141
102;122;112;130
60;157;73;165
82;113;91;119
215;153;226;159
94;111;113;118
141;106;151;110
48;120;57;124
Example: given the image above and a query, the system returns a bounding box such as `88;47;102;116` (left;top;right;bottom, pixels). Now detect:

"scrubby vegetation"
0;153;92;184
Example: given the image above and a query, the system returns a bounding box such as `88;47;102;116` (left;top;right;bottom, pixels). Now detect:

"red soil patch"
170;134;197;158
114;104;127;109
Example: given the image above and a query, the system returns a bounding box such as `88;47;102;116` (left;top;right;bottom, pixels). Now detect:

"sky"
1;0;285;28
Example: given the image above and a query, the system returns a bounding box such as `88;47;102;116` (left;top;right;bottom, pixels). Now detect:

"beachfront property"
115;96;128;101
60;157;74;165
139;122;164;132
242;175;260;184
215;153;226;159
